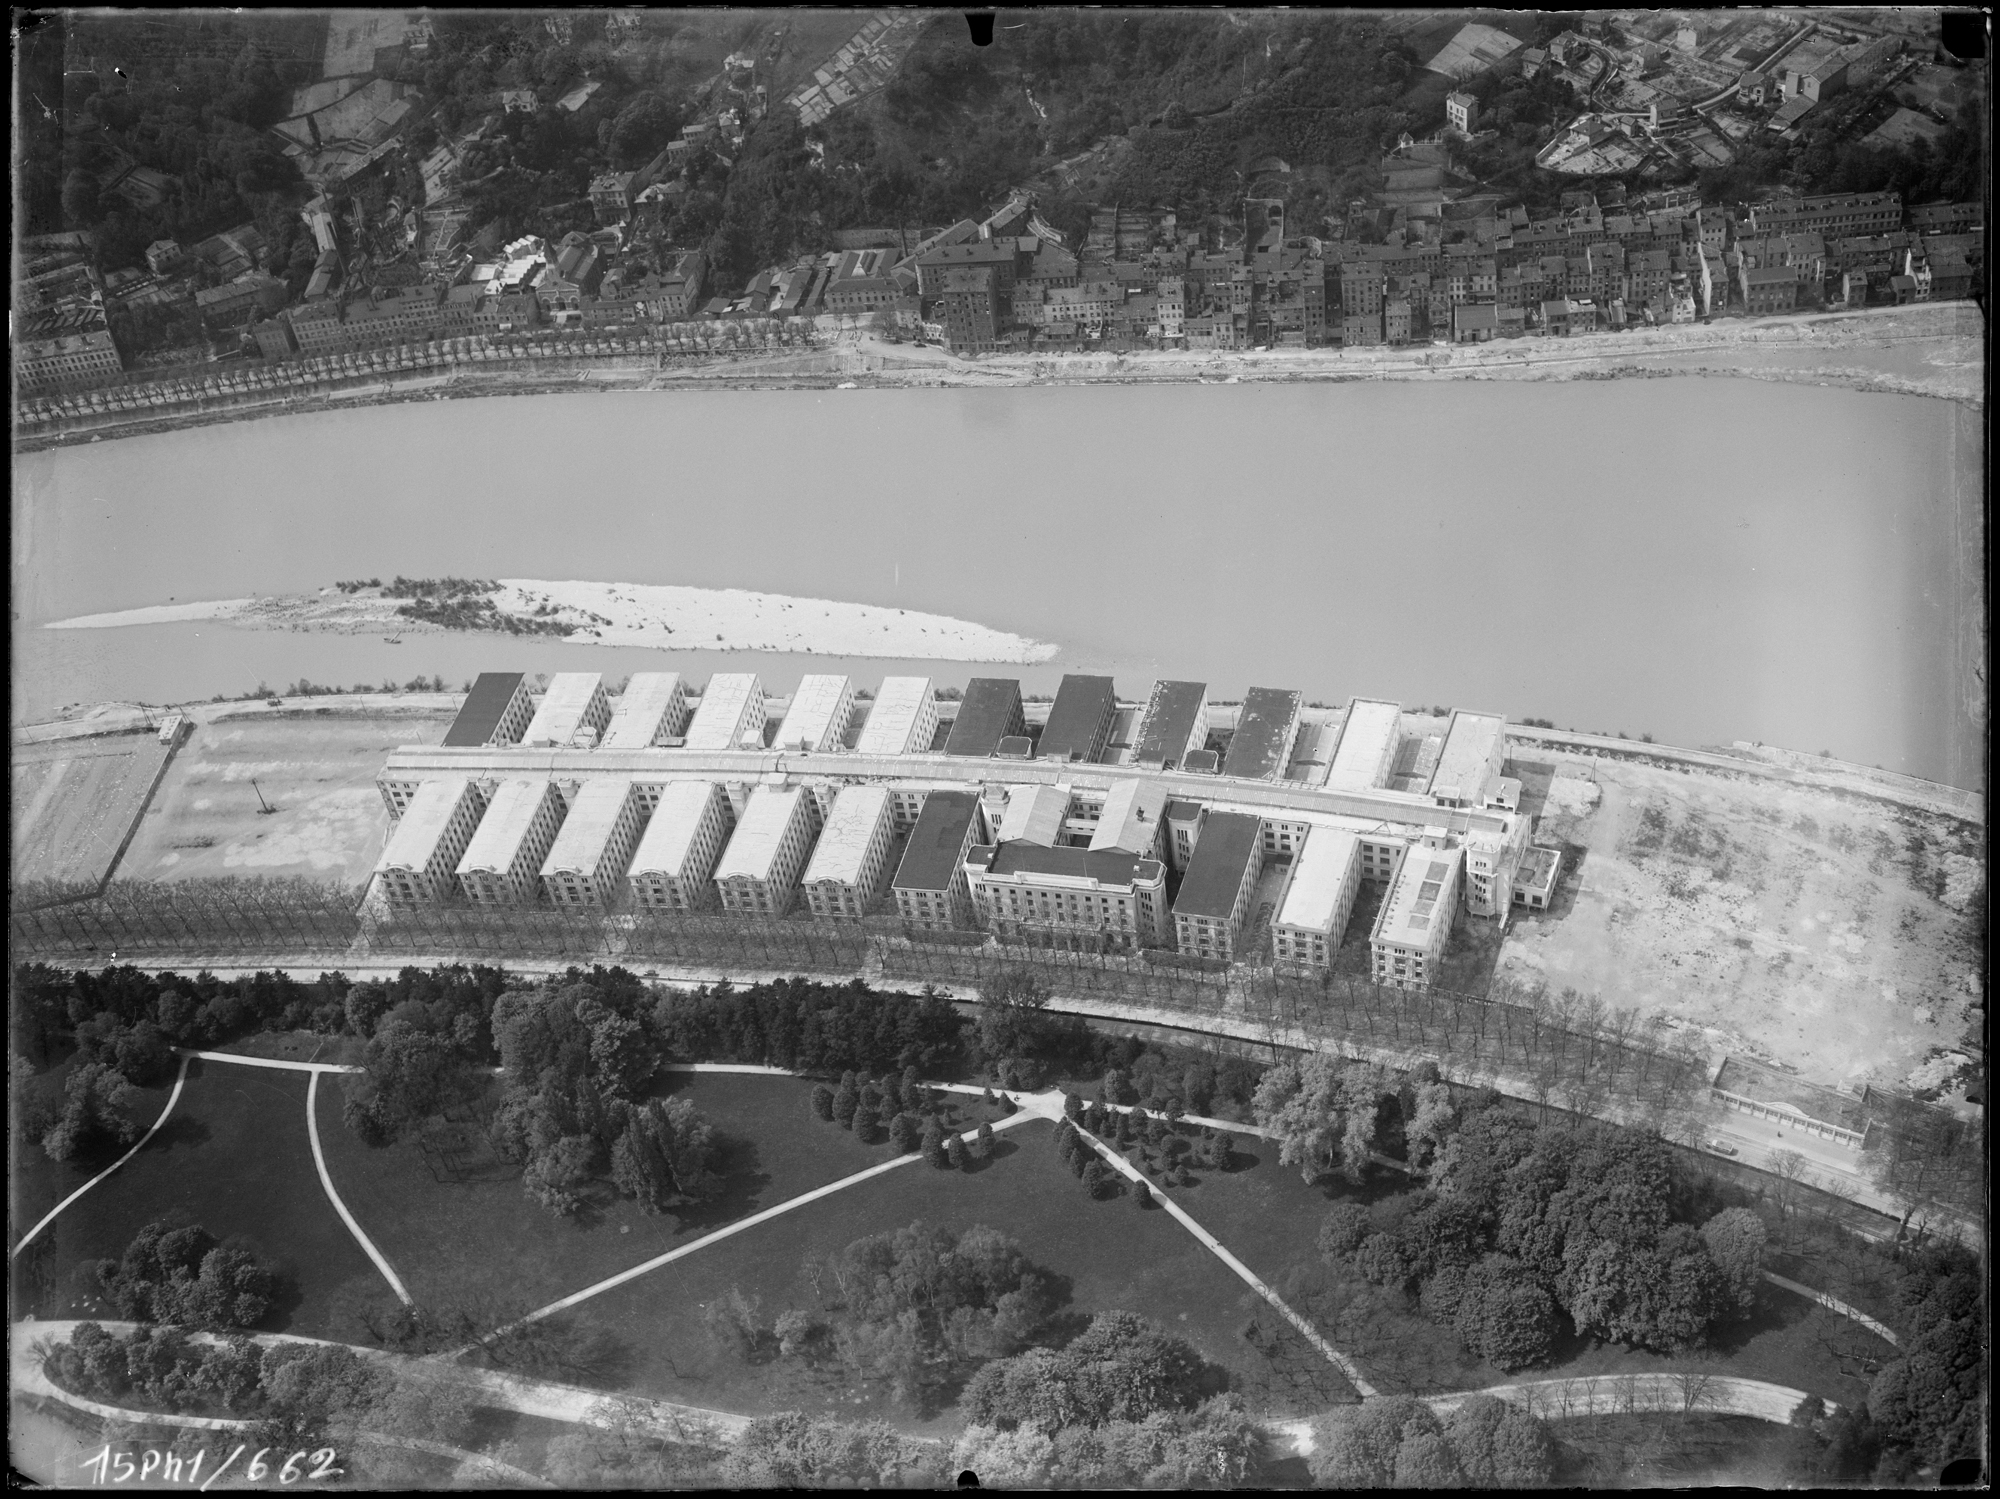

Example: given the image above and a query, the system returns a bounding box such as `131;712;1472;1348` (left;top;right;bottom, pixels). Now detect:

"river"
11;380;1984;791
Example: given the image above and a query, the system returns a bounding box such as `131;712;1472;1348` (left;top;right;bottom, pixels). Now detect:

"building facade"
713;784;822;916
1172;810;1264;959
1271;827;1365;967
540;779;647;906
628;780;736;911
892;790;981;929
521;672;613;749
456;778;567;905
372;778;485;905
684;673;768;750
800;784;896;918
1370;841;1463;989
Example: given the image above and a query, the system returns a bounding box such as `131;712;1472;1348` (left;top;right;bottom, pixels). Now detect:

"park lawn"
313;1070;1006;1329
525;1118;1274;1436
13;1059;402;1340
11;1057;180;1253
1557;1411;1805;1487
206;1030;366;1067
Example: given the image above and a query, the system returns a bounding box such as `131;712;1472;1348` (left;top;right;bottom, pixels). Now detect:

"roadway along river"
11;378;1982;790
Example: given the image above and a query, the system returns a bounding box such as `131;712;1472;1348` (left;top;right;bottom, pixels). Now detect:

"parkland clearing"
8;668;1984;1488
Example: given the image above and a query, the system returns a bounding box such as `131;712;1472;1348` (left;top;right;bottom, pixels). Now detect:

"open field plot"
11;733;174;888
11;1060;400;1338
1494;757;1984;1092
209;1028;367;1066
533;1119;1270;1432
117;713;452;886
313;1071;993;1327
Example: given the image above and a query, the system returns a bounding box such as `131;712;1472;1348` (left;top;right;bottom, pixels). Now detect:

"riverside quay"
375;669;1566;989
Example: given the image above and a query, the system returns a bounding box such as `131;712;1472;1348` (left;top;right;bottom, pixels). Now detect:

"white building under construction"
714;784;822;916
457;779;567;904
373;777;485;905
685;673;768;750
628;780;735;911
800;783;895;918
1325;699;1403;792
599;672;690;749
775;674;856;753
1271;827;1365;967
540;778;647;906
521;673;612;749
854;675;937;759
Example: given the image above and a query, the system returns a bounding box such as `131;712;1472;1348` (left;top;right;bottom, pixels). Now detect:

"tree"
1252;1053;1391;1183
724;1412;941;1488
810;1083;835;1121
1082;1159;1116;1199
921;1118;948;1168
1134;1180;1153;1209
1443;1394;1559;1486
1405;1077;1456;1175
889;1112;920;1154
609;1095;722;1213
1318;1201;1372;1263
1699;1207;1766;1320
947;1133;969;1170
1308;1396;1441;1487
42;1061;140;1162
833;1077;859;1128
973;1120;995;1160
853;1098;878;1140
1454;1256;1559;1371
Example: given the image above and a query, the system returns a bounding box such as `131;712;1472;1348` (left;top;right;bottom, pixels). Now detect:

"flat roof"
1164;799;1204;823
377;777;476;871
1376;847;1462;946
458;779;558;874
442;673;524;746
1427;710;1507;803
541;778;637;877
629;780;725;877
892;790;979;893
684;673;764;750
1326;699;1403;792
1090;780;1168;855
1036;674;1116;763
854;676;933;755
1274;828;1362;934
522;672;603;746
1135;681;1208;767
713;784;811;883
1001;783;1068;846
776;674;853;752
943;678;1022;757
1173;810;1261;919
599;672;683;749
801;783;892;885
1221;687;1302;780
980;842;1153;888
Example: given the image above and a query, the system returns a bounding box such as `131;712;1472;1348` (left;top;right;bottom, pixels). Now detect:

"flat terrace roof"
599;672;683;750
1173;810;1261;919
777;674;852;751
629;779;725;876
854;675;933;755
893;790;978;893
522;672;603;746
684;673;763;750
443;673;524;747
802;784;892;885
1376;847;1461;946
1427;710;1507;803
943;678;1021;758
973;841;1155;888
1036;674;1116;763
1090;780;1168;855
1001;783;1069;846
1135;683;1209;768
1326;699;1403;792
458;779;557;873
541;778;637;875
1221;687;1301;780
1275;827;1362;934
714;785;810;883
377;777;476;870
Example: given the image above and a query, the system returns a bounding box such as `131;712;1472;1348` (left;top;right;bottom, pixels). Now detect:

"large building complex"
713;784;821;916
374;667;1558;990
800;784;896;918
540;779;647;906
456;779;566;904
628;780;735;911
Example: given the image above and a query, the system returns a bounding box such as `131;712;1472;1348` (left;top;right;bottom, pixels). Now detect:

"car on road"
1708;1138;1739;1156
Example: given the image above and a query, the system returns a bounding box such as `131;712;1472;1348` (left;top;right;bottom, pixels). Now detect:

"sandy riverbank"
13;303;1981;455
45;578;1060;665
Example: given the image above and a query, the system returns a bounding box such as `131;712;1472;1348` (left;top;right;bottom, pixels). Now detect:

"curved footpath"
304;1071;413;1306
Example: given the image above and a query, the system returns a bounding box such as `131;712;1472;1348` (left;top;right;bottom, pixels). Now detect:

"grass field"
12;1059;402;1339
1557;1411;1806;1487
528;1116;1275;1434
117;713;453;886
11;733;174;888
11;1059;180;1261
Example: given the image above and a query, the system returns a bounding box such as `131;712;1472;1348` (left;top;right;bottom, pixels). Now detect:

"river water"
11;380;1983;790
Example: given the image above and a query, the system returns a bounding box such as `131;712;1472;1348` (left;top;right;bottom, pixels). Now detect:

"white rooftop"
1275;827;1362;934
1090;779;1169;855
714;784;811;882
629;780;725;877
854;675;934;755
600;672;684;749
801;784;891;885
1428;711;1508;804
685;673;765;750
522;672;603;747
377;778;475;872
1377;847;1462;945
458;779;558;875
776;674;853;752
540;779;636;877
1326;699;1403;792
1001;783;1069;846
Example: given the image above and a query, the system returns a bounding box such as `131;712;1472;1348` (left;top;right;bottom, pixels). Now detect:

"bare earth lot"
116;711;455;886
11;734;173;888
1498;756;1984;1094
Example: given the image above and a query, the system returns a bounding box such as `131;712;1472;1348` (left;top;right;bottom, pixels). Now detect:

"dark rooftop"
1173;811;1261;920
943;678;1024;758
1182;749;1220;774
1220;687;1302;780
1135;680;1207;768
981;842;1154;886
443;672;525;747
1164;800;1205;822
892;791;979;893
1036;675;1117;764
